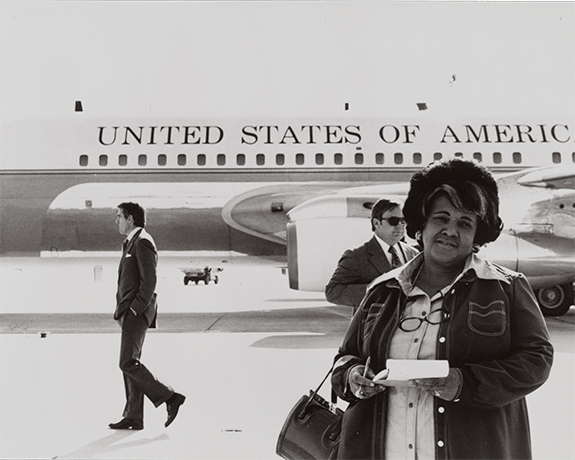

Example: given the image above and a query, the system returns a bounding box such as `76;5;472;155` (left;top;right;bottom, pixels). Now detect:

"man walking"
109;202;185;430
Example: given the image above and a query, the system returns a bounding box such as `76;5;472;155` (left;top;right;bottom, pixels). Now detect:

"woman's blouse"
385;257;472;459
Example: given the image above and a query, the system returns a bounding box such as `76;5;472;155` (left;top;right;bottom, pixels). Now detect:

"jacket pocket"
362;303;385;340
468;300;506;337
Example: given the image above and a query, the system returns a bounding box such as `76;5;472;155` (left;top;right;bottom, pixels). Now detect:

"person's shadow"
55;430;169;458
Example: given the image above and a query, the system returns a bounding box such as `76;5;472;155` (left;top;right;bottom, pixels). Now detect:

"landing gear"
536;283;573;316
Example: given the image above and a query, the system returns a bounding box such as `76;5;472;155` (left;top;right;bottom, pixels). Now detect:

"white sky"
1;1;574;120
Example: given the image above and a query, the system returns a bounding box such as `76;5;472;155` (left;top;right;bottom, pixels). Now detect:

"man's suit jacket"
114;228;158;328
325;237;420;307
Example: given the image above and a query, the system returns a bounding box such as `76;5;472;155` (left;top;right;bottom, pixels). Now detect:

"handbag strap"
313;364;334;395
302;364;337;413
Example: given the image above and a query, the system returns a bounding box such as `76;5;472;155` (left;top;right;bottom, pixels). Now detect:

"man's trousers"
119;312;173;420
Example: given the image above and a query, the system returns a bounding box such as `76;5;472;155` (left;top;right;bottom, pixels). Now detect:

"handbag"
276;366;343;460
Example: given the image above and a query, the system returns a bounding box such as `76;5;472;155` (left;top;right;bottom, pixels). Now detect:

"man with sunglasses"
325;198;419;308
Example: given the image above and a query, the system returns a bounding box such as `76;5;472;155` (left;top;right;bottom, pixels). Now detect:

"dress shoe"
165;393;186;427
109;418;144;430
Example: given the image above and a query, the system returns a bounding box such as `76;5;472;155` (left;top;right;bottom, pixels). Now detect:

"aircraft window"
236;154;245;166
434;152;443;161
119;154;128;166
394;153;403;165
334;153;343;165
217;154;226;166
354;153;364;165
572;152;575;163
473;152;482;162
138;155;147;166
552;152;561;164
493;152;502;164
158;154;167;166
197;154;206;166
296;153;305;165
178;154;186;166
315;153;324;165
276;154;285;166
454;152;463;158
99;155;108;167
512;152;522;164
376;153;384;164
256;153;265;166
79;155;88;167
413;153;422;164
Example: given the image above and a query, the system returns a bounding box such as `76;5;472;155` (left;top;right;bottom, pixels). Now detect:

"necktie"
122;239;128;254
389;246;402;269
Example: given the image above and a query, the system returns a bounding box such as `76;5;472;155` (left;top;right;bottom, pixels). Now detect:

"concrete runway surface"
0;255;574;459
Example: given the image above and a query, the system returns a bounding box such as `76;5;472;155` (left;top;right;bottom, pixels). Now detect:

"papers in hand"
373;359;449;384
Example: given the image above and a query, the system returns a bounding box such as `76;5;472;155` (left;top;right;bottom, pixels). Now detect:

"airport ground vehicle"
182;267;220;285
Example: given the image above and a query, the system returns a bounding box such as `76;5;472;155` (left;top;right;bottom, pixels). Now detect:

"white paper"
373;359;449;382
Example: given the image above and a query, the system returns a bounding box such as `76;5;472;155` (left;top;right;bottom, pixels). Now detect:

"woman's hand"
413;368;461;401
348;365;386;399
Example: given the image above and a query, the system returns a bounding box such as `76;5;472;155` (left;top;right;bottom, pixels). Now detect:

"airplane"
1;114;574;316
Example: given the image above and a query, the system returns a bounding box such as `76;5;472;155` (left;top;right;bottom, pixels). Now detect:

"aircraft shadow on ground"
0;306;353;335
250;332;344;349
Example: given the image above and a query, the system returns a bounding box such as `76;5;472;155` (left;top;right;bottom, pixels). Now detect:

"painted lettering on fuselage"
441;124;571;144
97;123;572;146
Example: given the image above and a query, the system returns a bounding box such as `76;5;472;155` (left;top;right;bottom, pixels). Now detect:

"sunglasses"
380;217;406;226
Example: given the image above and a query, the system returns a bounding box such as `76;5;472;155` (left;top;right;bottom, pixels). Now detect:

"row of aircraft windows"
79;151;575;168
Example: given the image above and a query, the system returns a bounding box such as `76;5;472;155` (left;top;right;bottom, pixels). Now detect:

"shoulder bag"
276;365;343;460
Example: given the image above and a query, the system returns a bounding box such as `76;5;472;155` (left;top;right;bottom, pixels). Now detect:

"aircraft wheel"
537;283;573;316
214;276;219;284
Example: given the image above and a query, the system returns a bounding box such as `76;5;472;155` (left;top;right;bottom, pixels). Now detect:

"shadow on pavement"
55;431;169;459
250;332;344;349
0;306;353;335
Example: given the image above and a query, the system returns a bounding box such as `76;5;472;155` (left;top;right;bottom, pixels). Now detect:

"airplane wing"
516;166;575;189
220;182;410;246
219;181;410;291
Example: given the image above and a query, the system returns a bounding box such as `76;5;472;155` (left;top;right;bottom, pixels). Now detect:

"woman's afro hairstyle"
403;158;504;246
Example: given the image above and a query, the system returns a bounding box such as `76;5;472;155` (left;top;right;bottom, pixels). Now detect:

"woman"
331;159;553;459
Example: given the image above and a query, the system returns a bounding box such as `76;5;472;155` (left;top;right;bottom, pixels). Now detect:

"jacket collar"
367;252;511;295
123;228;144;256
126;226;143;242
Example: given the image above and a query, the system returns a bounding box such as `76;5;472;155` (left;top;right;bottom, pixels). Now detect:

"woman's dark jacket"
331;255;553;460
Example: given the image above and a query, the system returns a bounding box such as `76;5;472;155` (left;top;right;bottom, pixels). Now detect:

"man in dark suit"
325;198;419;308
109;202;185;431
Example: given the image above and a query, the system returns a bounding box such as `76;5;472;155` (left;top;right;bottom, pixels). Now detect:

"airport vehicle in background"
1;115;574;315
182;267;222;285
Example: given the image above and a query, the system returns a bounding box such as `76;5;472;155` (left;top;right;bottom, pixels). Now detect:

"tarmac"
0;255;574;459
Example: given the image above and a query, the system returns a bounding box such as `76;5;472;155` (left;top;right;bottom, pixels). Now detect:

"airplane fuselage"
1;117;573;256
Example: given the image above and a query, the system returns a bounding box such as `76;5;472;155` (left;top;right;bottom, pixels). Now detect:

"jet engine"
286;193;404;292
